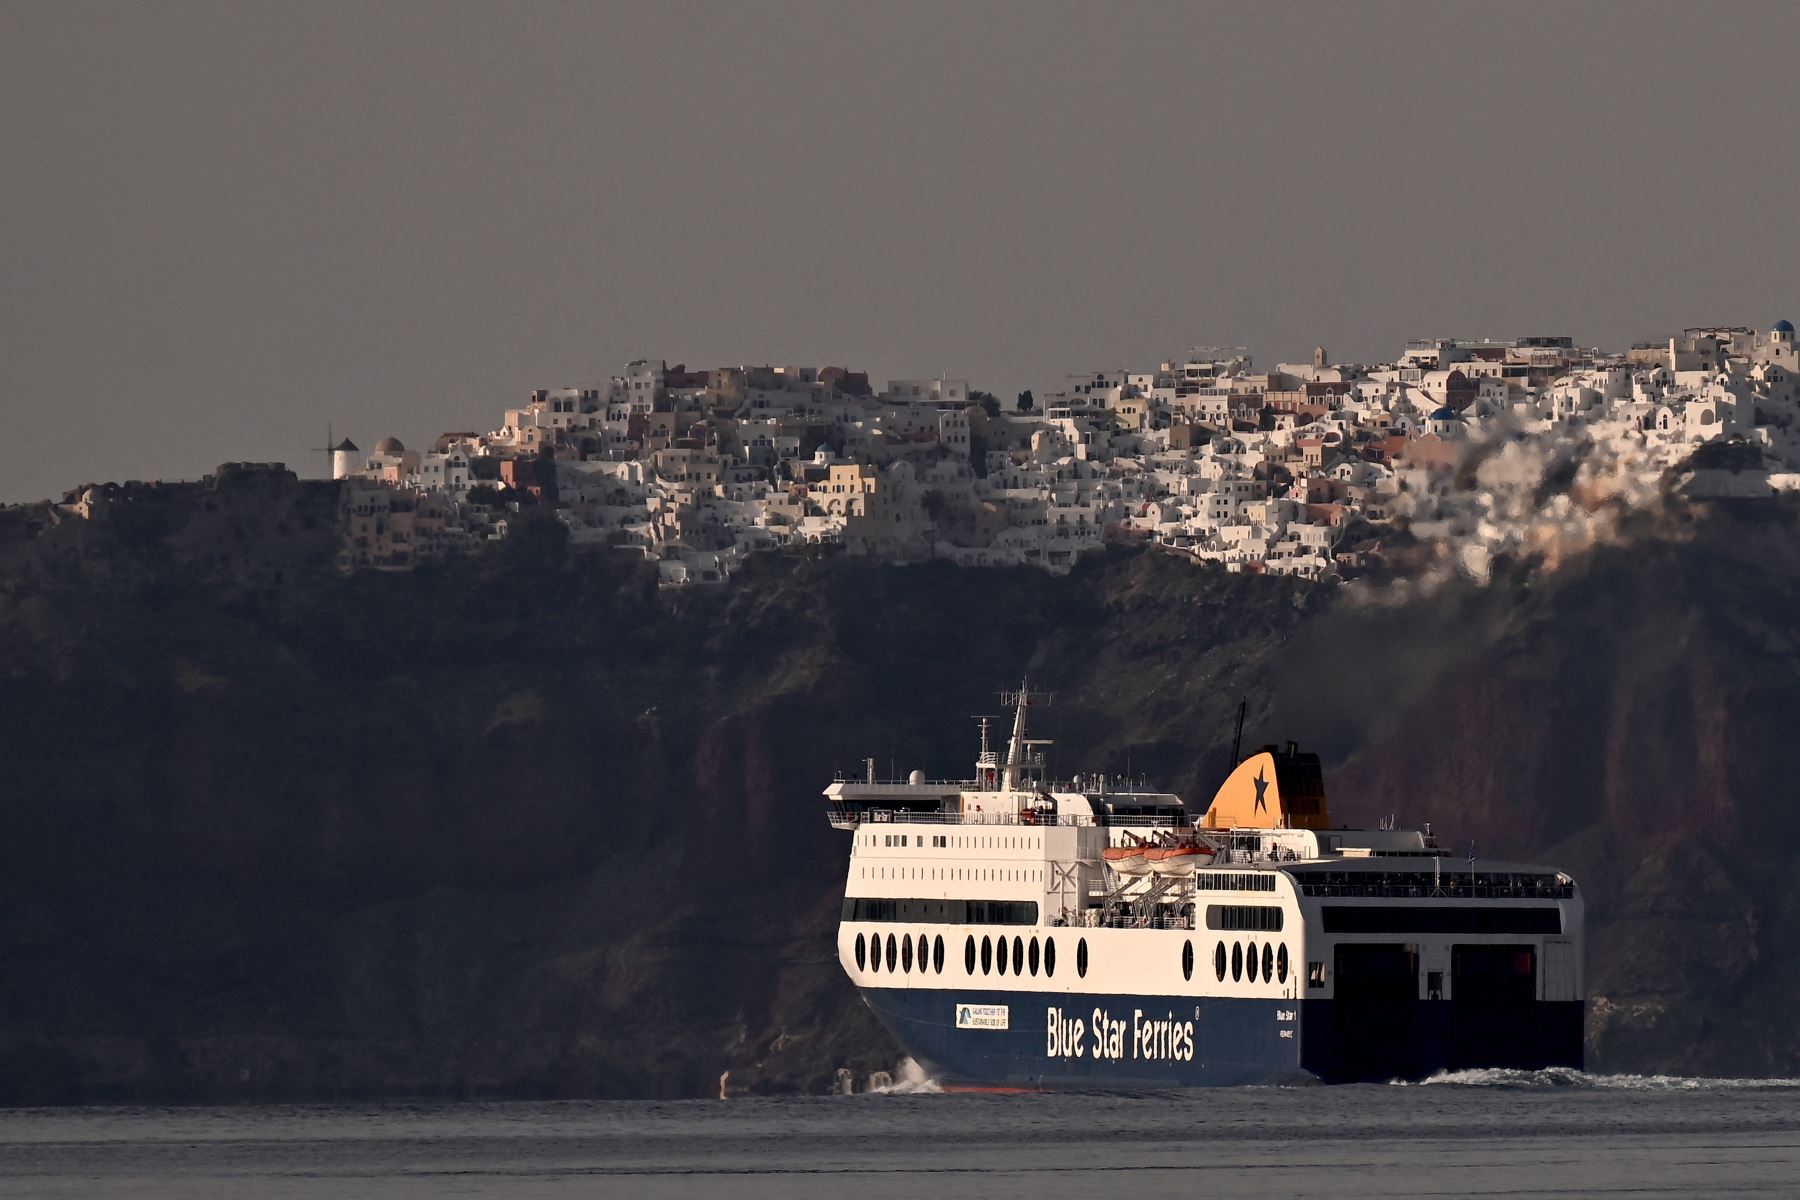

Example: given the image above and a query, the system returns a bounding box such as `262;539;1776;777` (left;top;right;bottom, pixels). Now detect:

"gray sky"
4;1;1798;502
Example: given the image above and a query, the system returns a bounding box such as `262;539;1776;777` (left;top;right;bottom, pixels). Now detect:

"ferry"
826;684;1583;1087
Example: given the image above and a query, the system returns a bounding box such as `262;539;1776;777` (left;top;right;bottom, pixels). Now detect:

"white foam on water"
870;1057;943;1095
1399;1067;1800;1090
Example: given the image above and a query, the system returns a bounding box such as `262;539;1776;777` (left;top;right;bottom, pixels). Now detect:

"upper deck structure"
827;683;1583;1086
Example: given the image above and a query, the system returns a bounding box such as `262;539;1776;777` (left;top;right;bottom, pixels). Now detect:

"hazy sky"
5;1;1799;502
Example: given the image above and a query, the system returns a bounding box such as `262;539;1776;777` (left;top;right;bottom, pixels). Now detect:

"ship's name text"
1046;1006;1195;1062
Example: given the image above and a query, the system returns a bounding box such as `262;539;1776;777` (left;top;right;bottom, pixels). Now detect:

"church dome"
1772;319;1794;334
1430;406;1459;421
373;436;406;454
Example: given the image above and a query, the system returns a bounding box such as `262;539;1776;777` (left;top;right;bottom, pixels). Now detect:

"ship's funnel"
1202;745;1329;831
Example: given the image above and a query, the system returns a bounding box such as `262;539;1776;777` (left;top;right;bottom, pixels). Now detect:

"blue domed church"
1762;319;1799;371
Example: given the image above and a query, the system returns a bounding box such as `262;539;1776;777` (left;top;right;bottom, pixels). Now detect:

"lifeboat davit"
1102;845;1152;876
1145;845;1211;877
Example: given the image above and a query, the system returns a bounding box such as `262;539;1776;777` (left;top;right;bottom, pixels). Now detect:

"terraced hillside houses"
323;322;1800;583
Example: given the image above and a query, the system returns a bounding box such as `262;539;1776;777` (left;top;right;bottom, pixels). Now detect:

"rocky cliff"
1;480;1797;1101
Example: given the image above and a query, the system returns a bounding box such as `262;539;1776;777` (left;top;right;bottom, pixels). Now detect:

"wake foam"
1400;1067;1800;1090
870;1057;943;1095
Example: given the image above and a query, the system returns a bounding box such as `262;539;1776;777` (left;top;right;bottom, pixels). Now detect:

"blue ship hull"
859;986;1583;1087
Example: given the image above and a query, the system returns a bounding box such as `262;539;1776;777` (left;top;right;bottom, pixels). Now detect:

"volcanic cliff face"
0;480;1797;1101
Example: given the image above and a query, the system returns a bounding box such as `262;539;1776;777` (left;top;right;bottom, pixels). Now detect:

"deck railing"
829;805;1192;830
1294;881;1574;900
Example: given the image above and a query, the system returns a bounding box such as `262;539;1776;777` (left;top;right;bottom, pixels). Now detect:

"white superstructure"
826;684;1584;1086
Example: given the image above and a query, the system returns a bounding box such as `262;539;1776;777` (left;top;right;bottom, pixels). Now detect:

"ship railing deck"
828;805;1192;831
1053;912;1196;930
1295;881;1576;900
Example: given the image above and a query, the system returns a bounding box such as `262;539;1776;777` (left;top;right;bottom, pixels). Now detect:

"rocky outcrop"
2;489;1799;1101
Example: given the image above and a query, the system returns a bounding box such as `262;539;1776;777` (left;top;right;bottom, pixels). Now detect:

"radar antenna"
999;683;1053;709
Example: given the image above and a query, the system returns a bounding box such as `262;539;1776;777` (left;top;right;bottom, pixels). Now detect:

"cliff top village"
51;322;1800;587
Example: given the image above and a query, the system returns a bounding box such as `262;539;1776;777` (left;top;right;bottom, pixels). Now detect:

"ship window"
1277;944;1289;984
1206;905;1284;932
1308;961;1325;989
870;934;880;973
1232;942;1243;982
1262;943;1274;982
901;934;914;972
997;935;1009;975
917;933;928;970
934;935;945;974
965;936;976;974
1029;937;1040;976
855;933;866;971
1321;906;1560;934
981;936;993;975
1215;943;1227;981
1046;938;1057;977
886;934;897;973
1013;936;1024;974
1182;940;1194;981
1077;938;1089;979
1247;942;1260;983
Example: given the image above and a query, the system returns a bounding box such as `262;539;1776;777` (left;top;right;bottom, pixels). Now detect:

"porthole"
901;934;914;973
1077;938;1089;979
1029;937;1041;977
1013;936;1024;975
1277;943;1289;984
1262;943;1274;983
965;936;976;974
1232;941;1243;982
1248;941;1260;983
1182;940;1194;981
934;935;946;974
1215;943;1227;982
870;933;881;973
855;932;866;971
886;933;898;973
998;935;1009;975
981;935;993;975
1045;938;1057;977
917;933;929;972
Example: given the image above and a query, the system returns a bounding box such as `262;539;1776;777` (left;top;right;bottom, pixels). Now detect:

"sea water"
2;1068;1797;1198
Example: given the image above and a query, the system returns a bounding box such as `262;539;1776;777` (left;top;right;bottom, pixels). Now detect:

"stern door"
1542;939;1577;1002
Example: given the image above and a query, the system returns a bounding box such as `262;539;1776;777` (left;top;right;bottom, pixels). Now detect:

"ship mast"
998;680;1053;795
971;714;1000;790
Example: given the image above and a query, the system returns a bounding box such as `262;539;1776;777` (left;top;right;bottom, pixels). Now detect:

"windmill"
309;423;358;481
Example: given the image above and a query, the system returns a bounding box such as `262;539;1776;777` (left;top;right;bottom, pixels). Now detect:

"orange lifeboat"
1145;844;1213;877
1102;844;1152;876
